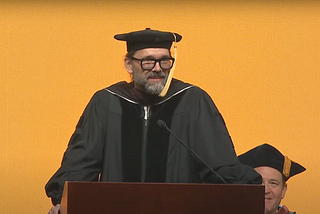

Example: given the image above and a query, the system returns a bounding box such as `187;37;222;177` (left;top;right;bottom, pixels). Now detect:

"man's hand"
277;205;289;214
47;204;60;214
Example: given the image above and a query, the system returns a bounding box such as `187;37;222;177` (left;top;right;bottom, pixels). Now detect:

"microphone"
157;119;227;184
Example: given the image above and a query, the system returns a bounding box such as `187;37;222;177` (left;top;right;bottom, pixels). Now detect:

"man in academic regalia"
238;143;306;214
45;28;262;214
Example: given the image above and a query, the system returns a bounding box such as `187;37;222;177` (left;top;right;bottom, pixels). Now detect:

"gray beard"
132;71;168;95
144;80;166;94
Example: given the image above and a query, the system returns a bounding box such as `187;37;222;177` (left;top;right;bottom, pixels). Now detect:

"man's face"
125;48;171;95
255;166;287;214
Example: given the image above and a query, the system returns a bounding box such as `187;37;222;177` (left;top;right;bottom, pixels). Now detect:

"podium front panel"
60;182;264;214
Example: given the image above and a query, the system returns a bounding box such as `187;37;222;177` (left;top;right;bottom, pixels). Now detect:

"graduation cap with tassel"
114;28;182;97
238;143;306;181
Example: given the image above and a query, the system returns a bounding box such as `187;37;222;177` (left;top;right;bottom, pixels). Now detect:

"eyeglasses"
130;57;175;70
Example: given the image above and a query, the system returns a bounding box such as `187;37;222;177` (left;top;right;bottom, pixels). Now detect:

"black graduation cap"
114;28;182;52
238;144;306;181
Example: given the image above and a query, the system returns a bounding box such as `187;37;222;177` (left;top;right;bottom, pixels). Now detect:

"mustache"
147;71;166;78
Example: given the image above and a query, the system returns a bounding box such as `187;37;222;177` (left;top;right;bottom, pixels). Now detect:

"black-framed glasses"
130;57;175;70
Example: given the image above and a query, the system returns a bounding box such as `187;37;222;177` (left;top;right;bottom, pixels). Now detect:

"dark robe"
45;79;261;205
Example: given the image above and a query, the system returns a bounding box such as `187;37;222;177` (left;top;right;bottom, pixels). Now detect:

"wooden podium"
60;181;264;214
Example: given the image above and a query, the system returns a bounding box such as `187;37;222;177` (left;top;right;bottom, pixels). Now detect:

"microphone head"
157;119;166;128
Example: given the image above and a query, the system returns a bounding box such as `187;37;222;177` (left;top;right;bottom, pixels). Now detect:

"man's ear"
281;183;287;199
124;58;133;74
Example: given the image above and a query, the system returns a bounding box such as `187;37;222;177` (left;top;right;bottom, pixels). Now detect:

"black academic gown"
45;79;261;205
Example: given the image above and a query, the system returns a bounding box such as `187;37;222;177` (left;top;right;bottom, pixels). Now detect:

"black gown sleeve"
45;92;108;205
188;89;262;184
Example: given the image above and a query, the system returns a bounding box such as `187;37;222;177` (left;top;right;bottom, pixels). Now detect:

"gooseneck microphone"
157;119;227;184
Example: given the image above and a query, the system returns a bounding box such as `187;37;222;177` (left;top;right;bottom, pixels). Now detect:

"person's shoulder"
91;88;111;99
169;80;218;110
86;81;129;104
170;79;206;95
93;81;131;96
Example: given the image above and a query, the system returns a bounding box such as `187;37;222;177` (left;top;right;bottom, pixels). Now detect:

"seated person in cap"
45;28;262;214
238;143;306;214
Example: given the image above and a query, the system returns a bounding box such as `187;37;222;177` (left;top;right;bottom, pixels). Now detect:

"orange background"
1;1;319;213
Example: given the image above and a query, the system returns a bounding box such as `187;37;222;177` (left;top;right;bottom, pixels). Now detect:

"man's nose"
152;62;162;71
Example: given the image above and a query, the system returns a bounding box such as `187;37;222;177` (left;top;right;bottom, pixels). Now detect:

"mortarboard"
238;144;306;181
114;28;182;52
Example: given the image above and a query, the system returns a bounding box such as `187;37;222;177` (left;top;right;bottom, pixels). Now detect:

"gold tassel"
159;33;177;97
283;156;292;178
